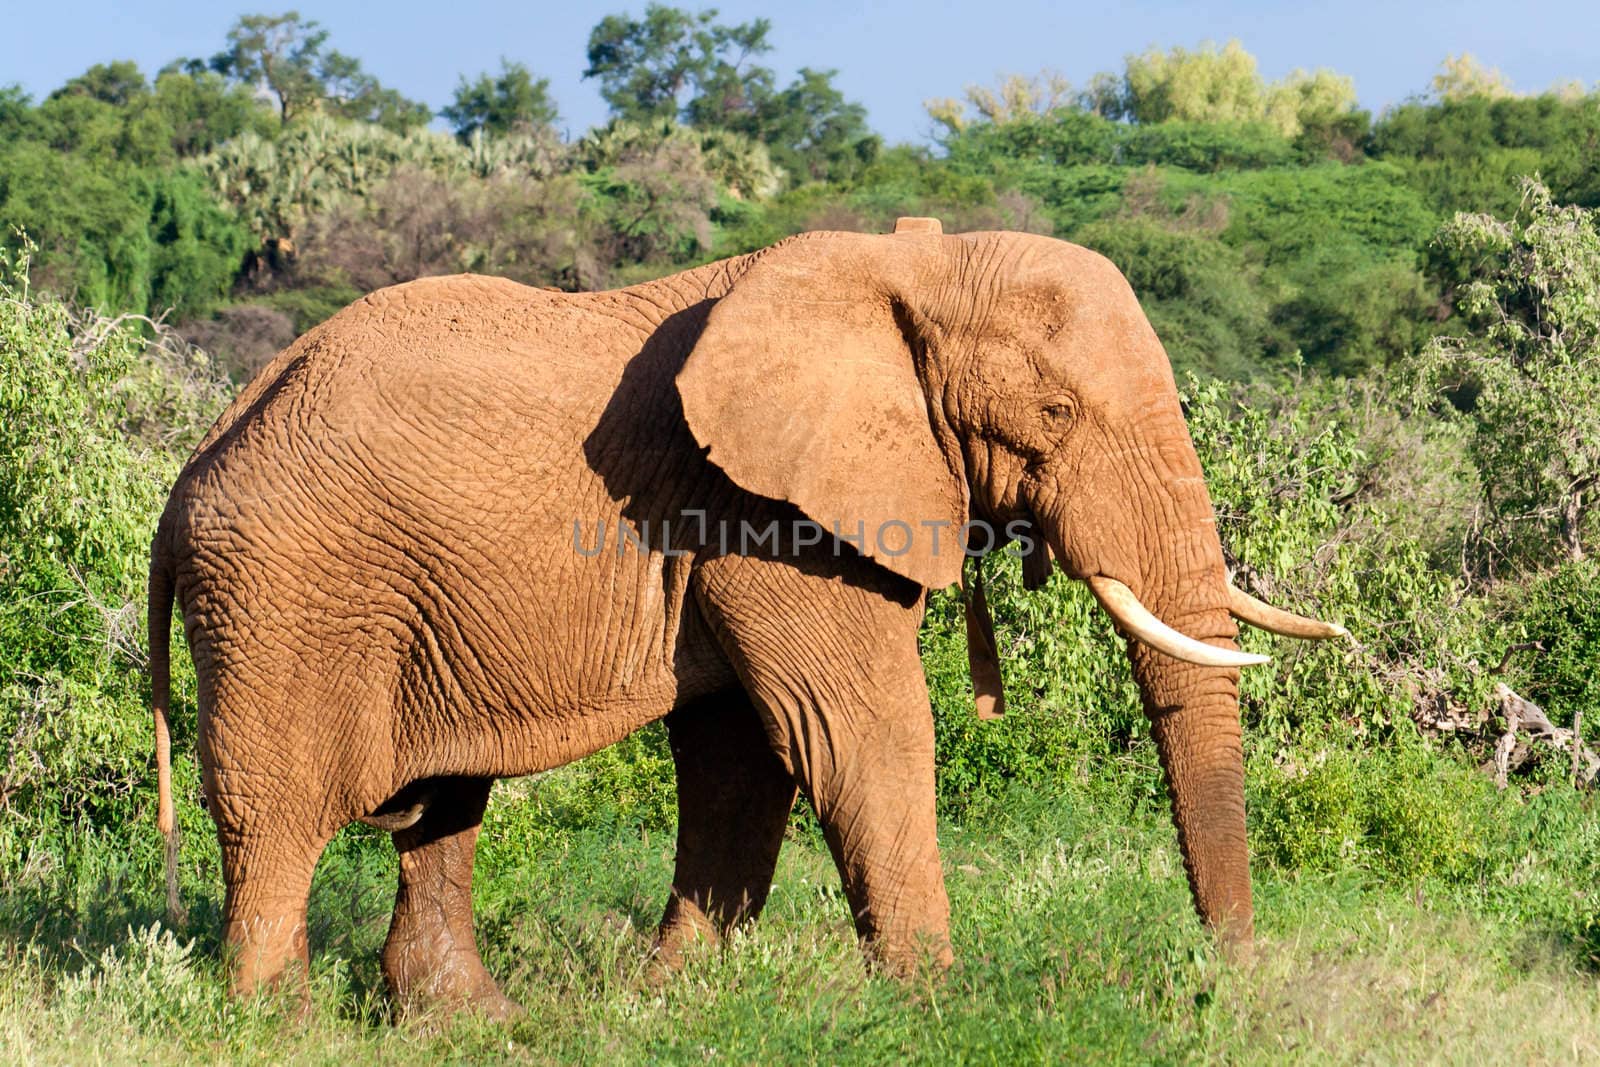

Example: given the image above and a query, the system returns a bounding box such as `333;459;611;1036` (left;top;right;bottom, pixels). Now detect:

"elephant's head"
676;219;1344;945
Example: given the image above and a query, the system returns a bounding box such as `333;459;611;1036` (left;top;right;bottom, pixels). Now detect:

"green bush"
0;251;224;870
1121;120;1295;172
1499;561;1600;726
1268;246;1434;373
921;554;1144;821
1251;740;1504;883
942;112;1295;173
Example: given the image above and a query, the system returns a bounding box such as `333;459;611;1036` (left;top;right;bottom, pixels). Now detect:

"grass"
2;766;1598;1065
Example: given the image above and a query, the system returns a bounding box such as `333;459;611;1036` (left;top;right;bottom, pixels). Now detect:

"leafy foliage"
1414;178;1600;566
441;59;560;141
0;142;248;318
208;12;431;131
0;251;225;862
930;42;1361;140
586;5;874;186
1500;561;1600;725
584;4;773;124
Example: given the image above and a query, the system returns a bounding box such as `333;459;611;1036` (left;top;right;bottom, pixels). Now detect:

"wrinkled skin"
150;229;1253;1018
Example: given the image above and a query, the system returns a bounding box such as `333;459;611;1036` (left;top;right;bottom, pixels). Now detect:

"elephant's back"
189;275;628;457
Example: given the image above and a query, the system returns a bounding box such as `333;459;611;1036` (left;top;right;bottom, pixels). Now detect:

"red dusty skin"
147;225;1278;1014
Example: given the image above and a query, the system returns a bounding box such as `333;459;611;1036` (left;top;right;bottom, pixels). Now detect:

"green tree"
1432;53;1515;101
50;60;149;106
314;49;432;133
1123;41;1269;125
585;8;871;187
1122;41;1358;138
1416;177;1600;565
719;67;875;184
441;59;560;141
211;11;429;130
0;142;151;310
0;85;30;136
0;140;247;318
1370;92;1600;212
926;71;1075;136
210;11;327;122
150;66;275;157
30;90;137;162
34;62;275;166
583;4;772;122
930;48;1357;143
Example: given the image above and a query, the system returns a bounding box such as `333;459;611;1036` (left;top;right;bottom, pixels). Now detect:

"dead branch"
1490;682;1600;789
1488;641;1546;675
1574;709;1586;789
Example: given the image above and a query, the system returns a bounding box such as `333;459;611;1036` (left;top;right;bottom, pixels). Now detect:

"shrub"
0;251;225;870
1120;121;1295;172
921;553;1144;821
1498;560;1600;726
1251;741;1504;883
1414;178;1600;569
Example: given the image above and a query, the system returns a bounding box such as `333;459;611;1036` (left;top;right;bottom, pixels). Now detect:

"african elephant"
148;217;1342;1017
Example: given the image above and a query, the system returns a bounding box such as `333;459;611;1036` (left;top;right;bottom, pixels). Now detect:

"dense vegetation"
2;10;1598;1061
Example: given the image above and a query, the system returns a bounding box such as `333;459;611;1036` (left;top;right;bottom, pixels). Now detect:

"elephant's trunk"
1122;451;1254;946
1037;412;1256;946
1129;638;1252;945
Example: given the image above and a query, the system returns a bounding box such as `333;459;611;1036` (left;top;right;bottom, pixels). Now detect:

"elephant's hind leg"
656;691;798;968
218;824;327;1001
203;684;336;1001
381;776;520;1021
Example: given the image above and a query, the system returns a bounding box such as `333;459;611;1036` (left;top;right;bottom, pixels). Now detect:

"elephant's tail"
148;519;184;927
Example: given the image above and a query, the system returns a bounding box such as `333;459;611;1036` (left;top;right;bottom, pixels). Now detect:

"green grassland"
3;767;1598;1064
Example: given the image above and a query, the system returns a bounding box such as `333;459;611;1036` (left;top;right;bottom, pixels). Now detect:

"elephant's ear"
677;231;967;589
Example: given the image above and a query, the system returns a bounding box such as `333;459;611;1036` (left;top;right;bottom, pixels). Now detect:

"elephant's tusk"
1086;576;1270;669
1227;583;1349;640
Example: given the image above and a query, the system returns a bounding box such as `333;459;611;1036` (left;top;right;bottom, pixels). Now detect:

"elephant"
148;216;1343;1017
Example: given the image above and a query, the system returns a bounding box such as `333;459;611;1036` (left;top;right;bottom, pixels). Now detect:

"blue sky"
4;1;1596;143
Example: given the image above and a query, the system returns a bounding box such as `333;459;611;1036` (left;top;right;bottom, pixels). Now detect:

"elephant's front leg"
695;556;953;974
382;776;521;1020
799;682;951;973
656;690;798;968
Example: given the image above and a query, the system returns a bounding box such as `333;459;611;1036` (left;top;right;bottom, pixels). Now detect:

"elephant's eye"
1041;400;1076;422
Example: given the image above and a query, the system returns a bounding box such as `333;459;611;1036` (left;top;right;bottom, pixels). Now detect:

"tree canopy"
208;11;430;131
584;5;875;184
442;59;560;141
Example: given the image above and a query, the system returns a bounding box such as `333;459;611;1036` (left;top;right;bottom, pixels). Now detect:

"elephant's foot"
224;916;313;1000
383;929;523;1022
651;897;722;975
861;926;955;979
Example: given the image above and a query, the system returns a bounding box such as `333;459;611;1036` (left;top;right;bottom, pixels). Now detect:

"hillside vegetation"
1;10;1598;1062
